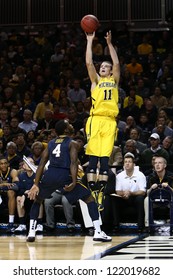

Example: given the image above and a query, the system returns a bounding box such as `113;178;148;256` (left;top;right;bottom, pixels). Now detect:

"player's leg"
85;195;112;242
27;198;42;242
97;156;109;211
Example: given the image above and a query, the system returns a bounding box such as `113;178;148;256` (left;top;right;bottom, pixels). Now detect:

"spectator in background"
121;96;140;123
111;152;146;233
126;56;143;77
1;124;12;147
152;116;173;138
16;133;31;161
2;87;17;111
150;86;168;110
18;109;38;133
30;141;44;166
10;117;25;139
26;130;37;149
0;157;19;233
141;133;170;169
123;139;141;165
67;107;83;134
67;79;86;105
0;108;9;129
33;93;54;122
137;35;153;56
36;109;55;133
123;86;143;109
4;141;21;169
129;127;147;153
162;135;173;164
140;98;158;127
14;157;43;233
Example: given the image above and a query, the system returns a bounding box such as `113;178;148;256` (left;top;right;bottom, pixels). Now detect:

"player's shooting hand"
162;182;168;188
27;184;39;200
86;31;95;40
63;183;75;192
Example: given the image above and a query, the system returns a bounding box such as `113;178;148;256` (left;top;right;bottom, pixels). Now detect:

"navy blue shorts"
38;167;72;200
64;180;91;204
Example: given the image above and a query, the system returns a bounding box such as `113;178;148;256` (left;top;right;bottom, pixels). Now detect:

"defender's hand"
27;184;39;200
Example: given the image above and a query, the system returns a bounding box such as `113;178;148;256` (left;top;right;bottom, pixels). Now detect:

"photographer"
144;155;173;227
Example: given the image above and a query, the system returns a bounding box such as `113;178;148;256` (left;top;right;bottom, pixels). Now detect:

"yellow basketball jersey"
89;76;119;118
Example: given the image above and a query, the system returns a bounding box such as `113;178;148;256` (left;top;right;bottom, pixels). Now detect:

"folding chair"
148;186;173;233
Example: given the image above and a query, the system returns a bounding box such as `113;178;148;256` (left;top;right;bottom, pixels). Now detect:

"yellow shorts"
85;115;117;157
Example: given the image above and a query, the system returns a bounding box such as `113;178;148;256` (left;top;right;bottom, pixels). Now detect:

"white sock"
9;215;15;224
28;219;37;237
93;220;101;233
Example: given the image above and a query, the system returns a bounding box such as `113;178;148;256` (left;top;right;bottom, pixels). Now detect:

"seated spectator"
162;136;173;164
121;96;141;123
36;109;56;133
2;87;17;111
136;78;150;99
126;56;143;78
111;152;146;232
150;86;168;110
0;108;10;129
140;98;158;127
152;116;173;138
16;133;31;161
10;117;26;138
67;79;87;105
30;141;44;166
52;102;68;121
108;145;123;173
144;156;173;228
44;191;75;233
1;124;12;147
18;109;38;133
137;35;153;56
129;128;147;153
0;157;19;233
76;101;89;122
123;86;143;109
21;90;37;114
14;157;43;233
123;116;142;141
123;139;141;165
138;113;153;143
4;141;21;169
141;133;170;169
67;107;83;134
26;130;37;149
0;138;5;156
33;93;54;122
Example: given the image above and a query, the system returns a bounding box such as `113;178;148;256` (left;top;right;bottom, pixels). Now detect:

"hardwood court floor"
0;234;135;260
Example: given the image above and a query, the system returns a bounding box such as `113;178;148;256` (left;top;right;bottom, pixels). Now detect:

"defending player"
26;120;112;243
85;30;120;210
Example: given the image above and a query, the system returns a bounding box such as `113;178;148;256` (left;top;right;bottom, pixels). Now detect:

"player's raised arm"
105;30;120;84
85;32;99;84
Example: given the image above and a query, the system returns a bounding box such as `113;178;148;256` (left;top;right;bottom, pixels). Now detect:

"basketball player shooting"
85;30;120;211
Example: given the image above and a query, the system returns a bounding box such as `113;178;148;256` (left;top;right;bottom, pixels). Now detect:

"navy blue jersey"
0;167;13;184
48;136;72;169
17;171;35;195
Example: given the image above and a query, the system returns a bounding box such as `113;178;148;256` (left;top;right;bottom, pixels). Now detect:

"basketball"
80;14;99;33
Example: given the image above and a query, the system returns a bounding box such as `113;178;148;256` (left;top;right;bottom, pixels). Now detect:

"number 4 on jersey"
52;144;61;157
